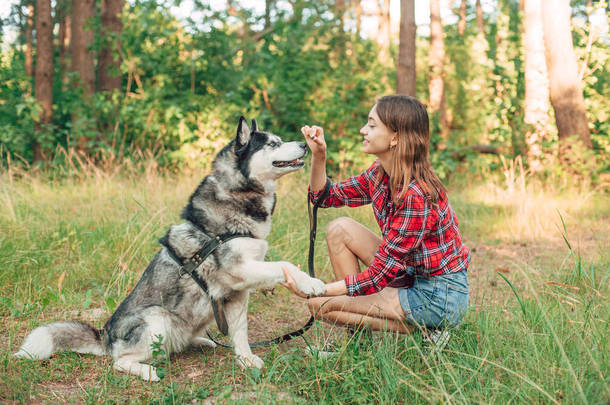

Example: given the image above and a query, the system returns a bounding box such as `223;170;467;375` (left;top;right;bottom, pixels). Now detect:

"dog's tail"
14;321;105;360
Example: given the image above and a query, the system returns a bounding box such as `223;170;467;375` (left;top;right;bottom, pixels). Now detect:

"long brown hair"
374;95;446;205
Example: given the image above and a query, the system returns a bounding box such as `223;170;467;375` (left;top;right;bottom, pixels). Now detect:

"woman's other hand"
301;125;327;158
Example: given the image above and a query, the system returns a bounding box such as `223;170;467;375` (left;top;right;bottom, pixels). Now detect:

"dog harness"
160;230;251;336
161;179;331;346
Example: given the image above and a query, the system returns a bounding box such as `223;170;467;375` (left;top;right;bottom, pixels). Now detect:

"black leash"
206;178;332;348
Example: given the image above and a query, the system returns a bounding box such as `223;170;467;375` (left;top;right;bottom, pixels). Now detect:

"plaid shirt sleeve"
345;194;430;296
308;166;374;208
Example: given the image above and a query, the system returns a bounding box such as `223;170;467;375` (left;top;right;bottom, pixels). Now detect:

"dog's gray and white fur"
14;117;325;381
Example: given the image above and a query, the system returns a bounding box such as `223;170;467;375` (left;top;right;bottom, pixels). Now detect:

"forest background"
0;0;608;179
0;0;609;403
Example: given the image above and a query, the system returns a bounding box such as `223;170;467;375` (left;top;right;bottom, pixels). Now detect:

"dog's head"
233;116;307;181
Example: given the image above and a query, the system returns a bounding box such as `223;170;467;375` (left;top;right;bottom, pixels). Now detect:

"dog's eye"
268;141;279;148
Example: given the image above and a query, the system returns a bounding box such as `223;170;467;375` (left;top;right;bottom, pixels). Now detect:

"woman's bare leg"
308;217;411;333
308;288;412;333
325;217;380;279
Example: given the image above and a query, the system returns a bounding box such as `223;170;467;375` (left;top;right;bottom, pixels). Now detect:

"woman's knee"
326;217;355;248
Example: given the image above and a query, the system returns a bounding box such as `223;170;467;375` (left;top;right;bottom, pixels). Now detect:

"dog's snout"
298;142;307;156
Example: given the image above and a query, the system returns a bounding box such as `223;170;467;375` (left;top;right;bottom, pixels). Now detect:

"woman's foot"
422;329;451;354
305;344;337;359
306;326;374;359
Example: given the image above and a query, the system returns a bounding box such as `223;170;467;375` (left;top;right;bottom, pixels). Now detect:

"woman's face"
360;105;397;156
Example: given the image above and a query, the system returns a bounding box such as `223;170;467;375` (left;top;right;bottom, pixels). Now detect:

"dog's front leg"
223;290;263;369
231;261;325;296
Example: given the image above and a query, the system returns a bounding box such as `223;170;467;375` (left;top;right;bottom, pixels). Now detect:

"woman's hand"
301;125;327;158
280;267;310;299
281;267;348;298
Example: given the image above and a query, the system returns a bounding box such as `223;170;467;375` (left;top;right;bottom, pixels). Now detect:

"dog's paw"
295;274;326;296
237;354;264;370
141;366;160;382
13;350;38;360
308;277;326;296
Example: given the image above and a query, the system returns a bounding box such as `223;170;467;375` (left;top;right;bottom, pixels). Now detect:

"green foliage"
0;49;37;160
0;0;392;172
487;0;526;156
0;0;608;180
572;6;610;173
150;334;168;380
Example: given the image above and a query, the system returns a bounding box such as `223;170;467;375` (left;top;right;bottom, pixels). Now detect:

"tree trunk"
396;0;416;96
25;3;34;86
476;0;484;34
541;0;591;149
472;0;488;67
377;0;391;65
34;0;53;162
523;0;550;172
71;0;95;96
354;0;362;37
428;0;448;136
71;0;96;152
57;0;70;85
265;0;273;29
336;0;345;31
98;0;123;92
458;0;467;36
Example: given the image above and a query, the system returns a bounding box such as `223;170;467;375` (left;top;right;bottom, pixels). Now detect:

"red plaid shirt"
309;161;470;296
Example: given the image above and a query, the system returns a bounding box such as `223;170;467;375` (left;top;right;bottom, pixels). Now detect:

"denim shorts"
398;270;469;329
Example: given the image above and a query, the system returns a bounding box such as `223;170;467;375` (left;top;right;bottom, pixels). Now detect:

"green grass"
0;166;608;404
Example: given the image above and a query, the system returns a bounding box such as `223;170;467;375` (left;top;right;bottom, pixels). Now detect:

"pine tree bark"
71;0;95;96
265;0;273;29
25;3;34;84
57;0;70;85
472;0;488;66
476;0;484;34
336;0;345;31
428;0;448;136
377;0;391;65
34;0;53;162
396;0;416;96
354;0;362;37
98;0;124;92
523;0;549;172
458;0;467;36
71;0;95;152
541;0;591;149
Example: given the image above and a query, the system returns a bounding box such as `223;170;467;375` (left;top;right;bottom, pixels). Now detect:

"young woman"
281;95;470;338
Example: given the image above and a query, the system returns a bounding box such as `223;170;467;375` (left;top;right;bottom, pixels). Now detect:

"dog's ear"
251;118;258;133
236;116;251;154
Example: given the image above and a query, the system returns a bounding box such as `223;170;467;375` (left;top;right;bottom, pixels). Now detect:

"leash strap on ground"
207;178;332;348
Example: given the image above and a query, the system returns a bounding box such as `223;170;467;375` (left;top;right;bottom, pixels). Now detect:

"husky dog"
14;117;325;381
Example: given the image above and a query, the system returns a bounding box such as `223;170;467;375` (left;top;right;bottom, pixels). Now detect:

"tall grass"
451;156;610;246
261;227;608;404
0;160;608;403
